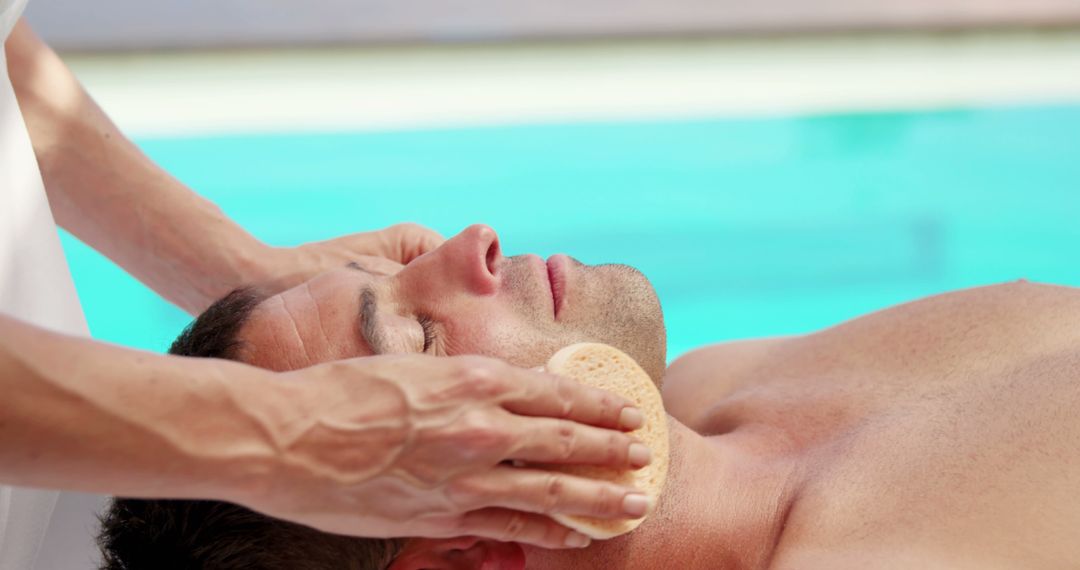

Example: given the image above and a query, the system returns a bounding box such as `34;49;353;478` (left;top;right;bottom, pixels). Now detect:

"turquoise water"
61;104;1080;360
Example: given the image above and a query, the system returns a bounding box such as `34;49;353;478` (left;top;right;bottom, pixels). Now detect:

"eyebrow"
359;286;388;355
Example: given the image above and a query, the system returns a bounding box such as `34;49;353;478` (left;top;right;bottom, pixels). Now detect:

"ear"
388;537;526;570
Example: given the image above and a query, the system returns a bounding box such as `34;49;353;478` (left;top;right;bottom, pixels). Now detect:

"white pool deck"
64;29;1080;137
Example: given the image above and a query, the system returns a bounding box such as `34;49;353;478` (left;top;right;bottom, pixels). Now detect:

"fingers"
456;508;593;549
506;415;652;469
501;369;643;431
388;222;445;263
447;466;650;521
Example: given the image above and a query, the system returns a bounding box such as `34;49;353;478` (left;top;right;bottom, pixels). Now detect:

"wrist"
188;363;306;505
186;238;278;313
251;243;326;297
231;239;282;289
225;361;413;508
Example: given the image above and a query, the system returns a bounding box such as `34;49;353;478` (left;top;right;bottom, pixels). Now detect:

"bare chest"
771;386;1080;569
672;283;1080;568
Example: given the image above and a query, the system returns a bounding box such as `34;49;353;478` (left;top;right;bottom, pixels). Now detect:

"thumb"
391;223;446;263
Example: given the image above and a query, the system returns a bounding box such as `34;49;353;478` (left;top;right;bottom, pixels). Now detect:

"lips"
547;255;568;319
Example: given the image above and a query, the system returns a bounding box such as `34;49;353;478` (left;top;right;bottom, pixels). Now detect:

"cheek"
441;309;512;355
442;308;560;368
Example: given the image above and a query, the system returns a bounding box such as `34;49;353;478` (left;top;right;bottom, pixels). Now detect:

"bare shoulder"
835;280;1080;335
661;337;792;432
661;280;1080;434
812;280;1080;369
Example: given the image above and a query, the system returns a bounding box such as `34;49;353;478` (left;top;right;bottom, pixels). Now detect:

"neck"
523;418;799;569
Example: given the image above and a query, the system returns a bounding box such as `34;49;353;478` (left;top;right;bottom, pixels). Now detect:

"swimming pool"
60;103;1080;360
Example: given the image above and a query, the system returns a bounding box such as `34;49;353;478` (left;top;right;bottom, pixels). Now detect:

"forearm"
5;21;276;314
0;314;288;501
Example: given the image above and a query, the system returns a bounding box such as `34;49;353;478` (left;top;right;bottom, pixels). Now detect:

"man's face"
238;224;667;381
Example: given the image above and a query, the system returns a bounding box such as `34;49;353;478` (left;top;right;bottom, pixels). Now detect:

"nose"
414;224;501;295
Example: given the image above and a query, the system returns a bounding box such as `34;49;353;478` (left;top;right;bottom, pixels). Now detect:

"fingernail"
565;532;591;548
619;407;644;430
628;443;652;468
623;493;650;517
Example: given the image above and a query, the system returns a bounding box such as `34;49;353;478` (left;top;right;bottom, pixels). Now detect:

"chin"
590;264;668;384
626;304;667;385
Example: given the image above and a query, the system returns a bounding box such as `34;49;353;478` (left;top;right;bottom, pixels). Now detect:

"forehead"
237;267;380;371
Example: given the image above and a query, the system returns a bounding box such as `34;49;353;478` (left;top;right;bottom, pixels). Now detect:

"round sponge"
542;343;670;539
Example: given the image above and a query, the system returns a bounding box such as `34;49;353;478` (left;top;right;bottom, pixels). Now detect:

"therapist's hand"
269;222;444;290
241;353;652;549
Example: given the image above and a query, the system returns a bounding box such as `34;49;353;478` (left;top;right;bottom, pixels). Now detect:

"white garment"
1;1;93;568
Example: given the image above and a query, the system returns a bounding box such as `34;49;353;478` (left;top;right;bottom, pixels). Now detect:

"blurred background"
19;2;1080;568
25;1;1080;359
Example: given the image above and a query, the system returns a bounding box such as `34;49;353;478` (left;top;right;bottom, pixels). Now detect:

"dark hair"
98;288;406;570
167;287;266;360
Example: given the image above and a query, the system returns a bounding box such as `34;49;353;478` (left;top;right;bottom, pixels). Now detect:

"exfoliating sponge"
542;343;670;539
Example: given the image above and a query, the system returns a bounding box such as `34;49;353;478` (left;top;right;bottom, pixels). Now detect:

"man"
2;10;649;569
99;223;1080;568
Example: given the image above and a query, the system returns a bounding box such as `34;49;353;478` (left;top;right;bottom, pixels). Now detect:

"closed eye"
418;314;437;353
